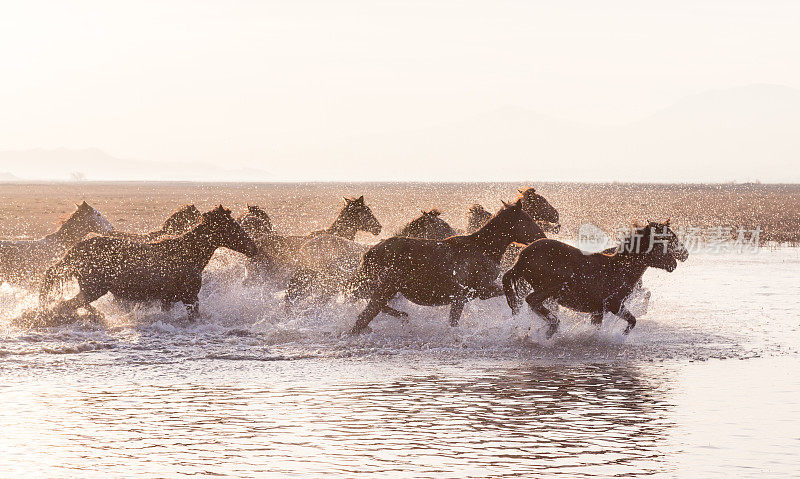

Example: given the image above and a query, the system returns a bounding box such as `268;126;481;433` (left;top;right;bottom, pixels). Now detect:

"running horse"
237;204;274;241
350;199;544;333
396;209;457;241
246;196;382;288
283;196;382;302
107;204;201;242
0;201;113;284
503;220;688;337
467;187;560;234
466;204;493;234
39;205;257;320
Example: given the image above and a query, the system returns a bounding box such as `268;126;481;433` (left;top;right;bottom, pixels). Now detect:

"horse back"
514;239;585;281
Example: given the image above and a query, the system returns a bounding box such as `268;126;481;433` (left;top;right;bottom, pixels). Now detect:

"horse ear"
664;218;671;226
356;195;364;204
501;199;510;208
344;197;352;204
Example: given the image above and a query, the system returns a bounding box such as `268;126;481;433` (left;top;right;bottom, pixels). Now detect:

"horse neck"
172;222;219;266
469;218;515;262
46;217;88;245
325;213;358;240
604;253;650;286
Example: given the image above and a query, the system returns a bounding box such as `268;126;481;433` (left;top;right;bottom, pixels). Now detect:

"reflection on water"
1;359;677;478
1;242;799;476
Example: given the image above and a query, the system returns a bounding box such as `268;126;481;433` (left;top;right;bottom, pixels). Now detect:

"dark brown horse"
503;220;688;337
237;204;277;284
517;187;560;233
0;201;114;284
350;199;545;333
466;204;493;234
282;196;383;301
237;204;274;241
107;204;201;242
39;206;257;320
467;187;560;234
246;196;382;286
309;195;381;239
397;209;457;240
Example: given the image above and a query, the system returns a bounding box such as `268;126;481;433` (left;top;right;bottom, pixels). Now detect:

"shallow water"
1;243;799;477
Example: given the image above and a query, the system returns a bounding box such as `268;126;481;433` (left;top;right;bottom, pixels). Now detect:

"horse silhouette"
39;205;257;321
396;209;457;241
466;204;493;234
467;187;560;234
283;196;382;303
237;204;274;241
350;198;545;333
0;201;113;284
503;220;688;336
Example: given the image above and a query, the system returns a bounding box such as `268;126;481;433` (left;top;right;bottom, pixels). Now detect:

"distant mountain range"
0;148;271;182
1;84;798;182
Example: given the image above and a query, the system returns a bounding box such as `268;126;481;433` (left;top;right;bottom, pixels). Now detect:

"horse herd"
0;187;689;336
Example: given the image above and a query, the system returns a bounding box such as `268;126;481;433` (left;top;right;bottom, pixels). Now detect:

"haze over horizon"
2;1;799;182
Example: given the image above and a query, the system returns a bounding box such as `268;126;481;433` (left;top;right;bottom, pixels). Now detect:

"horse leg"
381;305;408;318
181;277;203;321
604;298;637;334
185;298;200;321
161;299;173;312
525;289;560;338
448;297;466;327
52;292;88;317
285;268;317;305
351;280;398;334
590;311;604;326
617;305;637;334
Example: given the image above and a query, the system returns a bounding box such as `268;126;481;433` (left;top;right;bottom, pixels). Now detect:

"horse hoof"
350;325;371;335
623;325;633;335
545;325;558;338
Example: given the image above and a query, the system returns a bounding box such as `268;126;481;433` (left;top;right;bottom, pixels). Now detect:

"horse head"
467;204;493;233
494;198;546;245
238;204;274;239
60;201;114;240
202;205;258;257
620;219;689;272
518;187;560;233
342;195;382;236
162;204;201;236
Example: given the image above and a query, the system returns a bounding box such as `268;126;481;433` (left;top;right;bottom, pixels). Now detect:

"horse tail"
502;266;528;315
39;255;76;307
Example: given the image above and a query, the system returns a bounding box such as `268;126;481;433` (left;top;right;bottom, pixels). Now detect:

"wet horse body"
40;206;257;319
284;196;382;302
503;221;688;336
0;201;113;284
351;199;545;333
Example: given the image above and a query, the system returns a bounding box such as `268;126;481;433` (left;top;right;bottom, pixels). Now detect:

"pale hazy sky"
1;1;799;181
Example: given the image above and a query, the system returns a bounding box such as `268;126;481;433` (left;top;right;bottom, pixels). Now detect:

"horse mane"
603;222;659;257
